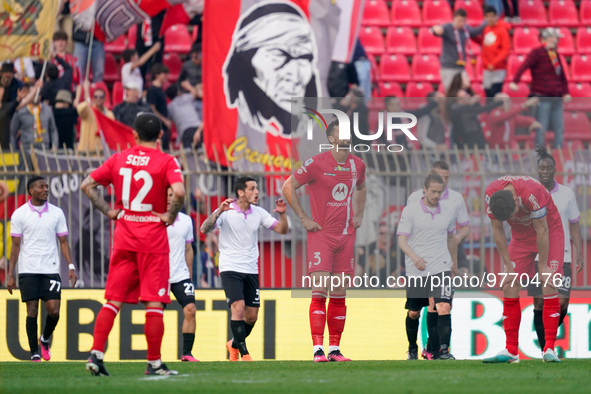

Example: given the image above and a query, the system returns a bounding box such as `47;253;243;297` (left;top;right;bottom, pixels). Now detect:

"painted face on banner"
223;1;320;137
0;0;43;35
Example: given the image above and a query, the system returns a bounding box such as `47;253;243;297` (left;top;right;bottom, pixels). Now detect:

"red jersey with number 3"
293;151;365;235
90;146;183;253
484;176;562;243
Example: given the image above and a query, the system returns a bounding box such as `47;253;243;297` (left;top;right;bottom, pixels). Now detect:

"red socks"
145;308;165;361
309;292;327;346
91;303;120;353
327;296;347;347
502;298;521;356
543;294;560;352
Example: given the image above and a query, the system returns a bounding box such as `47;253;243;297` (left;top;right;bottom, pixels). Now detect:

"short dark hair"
535;145;556;166
190;43;202;56
165;85;179;100
46;64;59;80
489;190;516;221
133;113;161;142
122;49;137;63
424;173;444;189
27;176;46;197
432;161;450;171
150;63;169;79
52;31;68;41
327;119;339;139
234;176;256;197
483;5;497;15
454;8;467;18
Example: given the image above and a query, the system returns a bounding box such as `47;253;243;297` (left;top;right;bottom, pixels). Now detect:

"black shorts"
170;279;196;308
220;271;260;308
405;271;453;311
19;274;62;303
527;263;572;298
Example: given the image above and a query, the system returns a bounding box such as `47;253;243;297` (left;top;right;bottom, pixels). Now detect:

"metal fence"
1;143;590;289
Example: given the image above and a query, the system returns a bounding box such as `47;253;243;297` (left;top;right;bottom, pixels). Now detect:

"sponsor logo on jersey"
304;158;314;167
334;165;350;171
528;194;540;210
324;172;336;176
332;183;348;201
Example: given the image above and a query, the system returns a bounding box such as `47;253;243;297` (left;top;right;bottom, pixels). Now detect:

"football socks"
502;298;521;356
327;297;346;347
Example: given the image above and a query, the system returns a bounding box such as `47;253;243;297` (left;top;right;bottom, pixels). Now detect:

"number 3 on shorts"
49;280;61;292
254;289;260;303
313;252;321;266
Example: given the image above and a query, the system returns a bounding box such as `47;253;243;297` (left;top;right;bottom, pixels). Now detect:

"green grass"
0;360;590;393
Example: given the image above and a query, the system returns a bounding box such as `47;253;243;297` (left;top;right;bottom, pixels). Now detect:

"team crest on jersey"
304;158;314;167
550;260;559;272
485;194;490;204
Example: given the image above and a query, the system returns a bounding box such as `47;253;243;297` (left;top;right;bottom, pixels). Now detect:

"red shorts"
508;236;564;278
307;231;356;275
104;249;171;304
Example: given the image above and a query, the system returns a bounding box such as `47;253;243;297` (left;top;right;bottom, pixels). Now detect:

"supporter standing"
75;80;114;153
480;6;510;98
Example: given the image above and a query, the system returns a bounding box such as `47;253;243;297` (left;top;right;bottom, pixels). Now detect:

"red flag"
92;108;136;150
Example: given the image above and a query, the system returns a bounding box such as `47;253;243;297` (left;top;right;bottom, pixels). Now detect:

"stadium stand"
506;54;532;83
417;27;441;55
379;54;411;82
575;27;591;53
111;81;124;107
570;54;591;82
164;24;192;54
411;54;441;82
102;53;121;84
454;0;484;26
405;81;434;108
517;0;548;27
358;26;386;55
581;0;591;25
548;0;580;28
127;24;137;49
104;34;127;54
376;81;404;98
386;27;417;55
163;53;182;83
361;0;391;26
557;27;575;56
422;0;452;26
513;27;541;54
390;0;423;28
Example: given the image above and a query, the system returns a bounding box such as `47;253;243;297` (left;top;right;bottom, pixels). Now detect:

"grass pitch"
0;359;589;393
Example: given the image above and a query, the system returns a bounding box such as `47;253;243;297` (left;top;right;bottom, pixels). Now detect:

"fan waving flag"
0;0;60;61
92;108;136;151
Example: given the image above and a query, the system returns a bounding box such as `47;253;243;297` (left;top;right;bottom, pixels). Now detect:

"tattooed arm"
200;198;235;234
81;175;121;220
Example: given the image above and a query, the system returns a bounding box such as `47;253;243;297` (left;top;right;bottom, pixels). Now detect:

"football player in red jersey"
81;113;185;376
283;120;366;362
483;175;564;363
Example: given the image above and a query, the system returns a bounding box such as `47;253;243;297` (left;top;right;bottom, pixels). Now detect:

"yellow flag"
0;0;60;62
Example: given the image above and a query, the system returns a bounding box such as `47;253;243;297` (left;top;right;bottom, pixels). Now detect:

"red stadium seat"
102;53;120;83
565;82;591;111
548;0;580;28
469;39;481;56
517;0;548;27
454;0;483;26
104;34;127;54
422;0;452;26
390;0;422;28
376;81;404;97
378;54;411;82
163;53;182;83
362;0;390;27
557;27;575;56
90;82;112;108
411;54;441;82
368;53;380;83
385;27;417;55
581;0;591;25
507;54;532;83
112;82;123;107
575;27;591;54
164;24;192;54
570;54;591;82
473;56;483;82
405;82;434;109
358;26;386;56
417;27;441;55
502;82;530;104
563;111;591;142
512;27;540;55
127;24;137;49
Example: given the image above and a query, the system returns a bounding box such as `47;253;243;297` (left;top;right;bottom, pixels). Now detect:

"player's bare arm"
185;242;194;279
5;236;21;294
456;224;470;245
352;180;366;229
58;235;77;287
200;198;235;234
447;232;458;276
398;234;426;271
153;182;186;225
282;176;321;232
272;199;289;234
532;216;552;282
570;221;584;273
81;175;121;220
491;219;513;273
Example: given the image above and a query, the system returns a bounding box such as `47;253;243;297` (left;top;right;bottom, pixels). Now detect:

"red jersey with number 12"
485;176;562;243
293;151;365;235
91;145;184;253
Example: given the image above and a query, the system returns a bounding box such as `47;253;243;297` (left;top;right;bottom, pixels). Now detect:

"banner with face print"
204;0;348;193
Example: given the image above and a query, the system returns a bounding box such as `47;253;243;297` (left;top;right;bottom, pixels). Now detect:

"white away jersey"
216;202;279;274
397;199;456;277
407;187;470;227
167;212;194;283
10;201;69;275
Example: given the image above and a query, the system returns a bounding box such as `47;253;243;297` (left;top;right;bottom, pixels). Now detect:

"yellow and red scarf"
27;103;45;143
